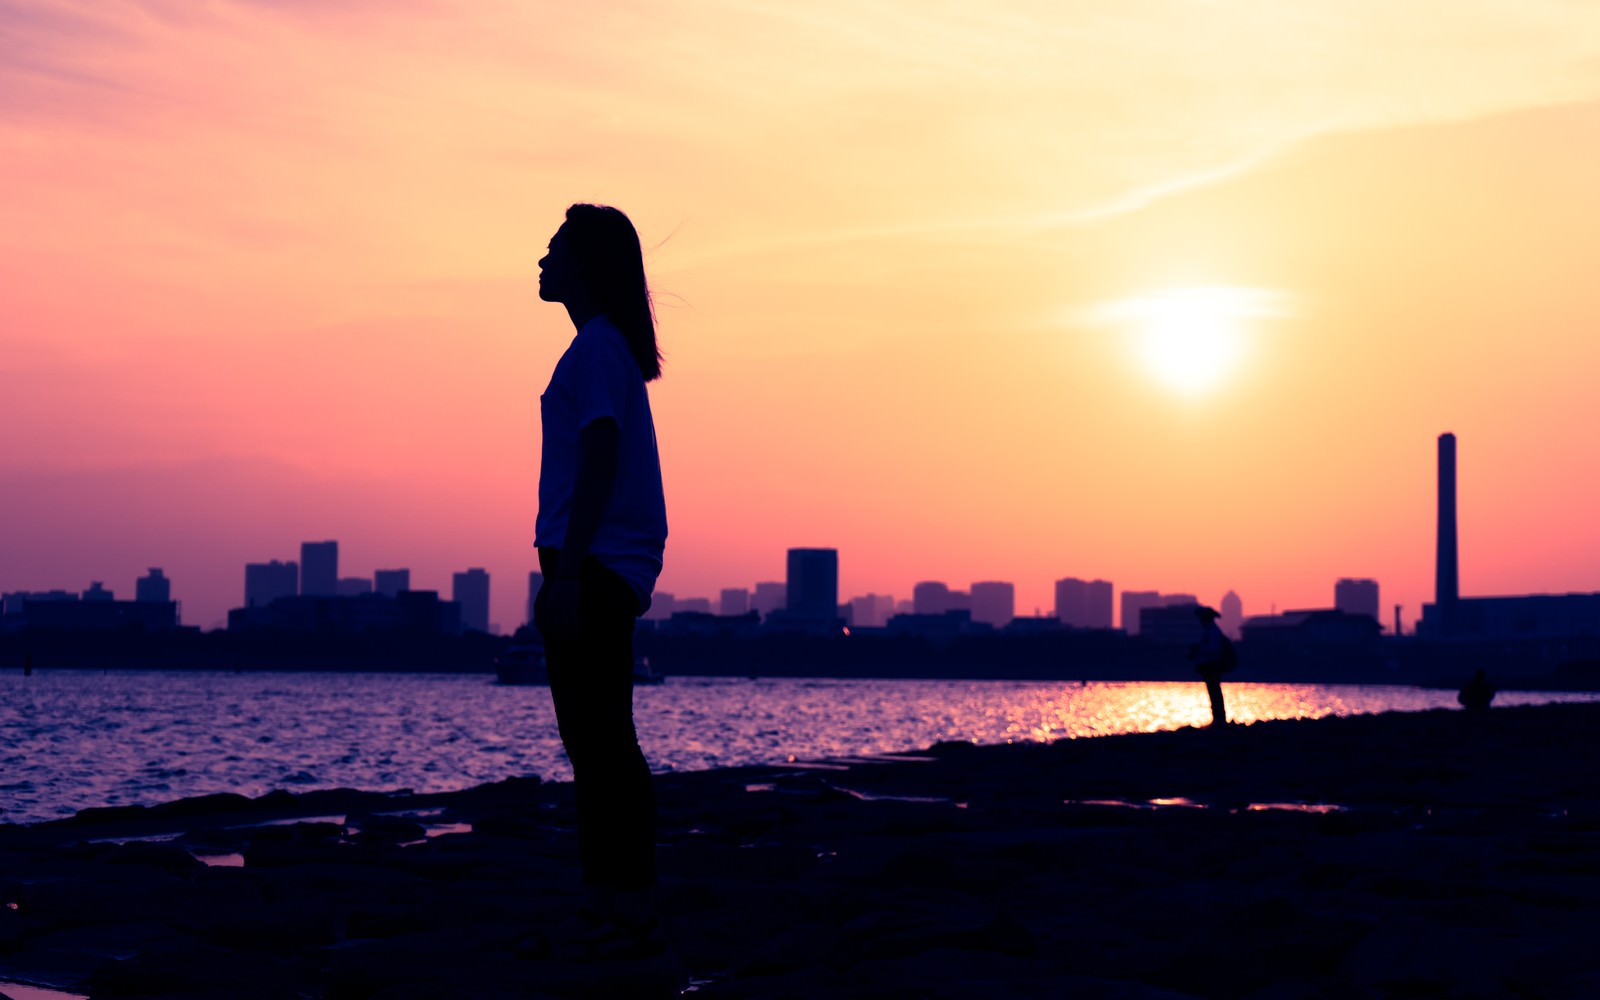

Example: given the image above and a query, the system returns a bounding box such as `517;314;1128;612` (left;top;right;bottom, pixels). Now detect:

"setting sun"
1089;286;1290;397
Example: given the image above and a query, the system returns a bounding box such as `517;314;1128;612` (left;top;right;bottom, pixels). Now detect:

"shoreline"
3;702;1598;997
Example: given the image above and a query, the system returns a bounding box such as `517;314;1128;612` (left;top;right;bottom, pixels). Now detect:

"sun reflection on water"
2;671;1595;825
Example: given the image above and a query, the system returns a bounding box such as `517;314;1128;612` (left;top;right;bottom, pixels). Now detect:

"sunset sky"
4;0;1600;632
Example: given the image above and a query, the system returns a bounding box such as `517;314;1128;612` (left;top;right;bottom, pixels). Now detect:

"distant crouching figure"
1458;669;1496;712
1189;606;1236;727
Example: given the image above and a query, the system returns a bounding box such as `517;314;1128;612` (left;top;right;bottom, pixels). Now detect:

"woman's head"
538;204;662;381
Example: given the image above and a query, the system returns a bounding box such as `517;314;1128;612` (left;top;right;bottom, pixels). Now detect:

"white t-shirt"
535;314;667;609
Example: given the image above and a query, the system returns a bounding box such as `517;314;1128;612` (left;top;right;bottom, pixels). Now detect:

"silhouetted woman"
533;203;667;959
1189;606;1235;727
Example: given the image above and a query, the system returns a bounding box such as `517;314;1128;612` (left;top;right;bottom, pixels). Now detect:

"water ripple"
0;671;1596;826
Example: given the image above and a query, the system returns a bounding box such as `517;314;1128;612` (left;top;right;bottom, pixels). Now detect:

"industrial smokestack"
1436;433;1459;617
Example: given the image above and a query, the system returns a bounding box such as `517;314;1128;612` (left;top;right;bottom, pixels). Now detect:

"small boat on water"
494;642;664;686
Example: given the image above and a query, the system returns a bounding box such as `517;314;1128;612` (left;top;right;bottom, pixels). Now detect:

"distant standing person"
532;203;668;959
1458;669;1496;712
1189;606;1236;727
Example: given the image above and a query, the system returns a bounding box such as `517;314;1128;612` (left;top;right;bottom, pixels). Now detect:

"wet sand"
1;701;1597;999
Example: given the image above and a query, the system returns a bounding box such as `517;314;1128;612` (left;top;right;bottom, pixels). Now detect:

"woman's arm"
558;416;621;577
543;417;620;633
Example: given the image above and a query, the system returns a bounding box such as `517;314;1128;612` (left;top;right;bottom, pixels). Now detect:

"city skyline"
4;4;1600;636
5;538;1368;636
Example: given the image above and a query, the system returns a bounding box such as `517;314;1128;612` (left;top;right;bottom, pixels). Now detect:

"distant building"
913;581;952;615
1004;615;1064;634
751;582;786;618
135;569;171;604
1055;578;1084;626
1335;578;1381;623
3;590;73;617
969;581;1015;628
719;588;749;616
452;568;490;634
229;590;460;636
527;571;544;625
885;609;983;639
1056;578;1114;629
374;569;410;598
1;591;71;631
786;548;839;619
677;597;713;615
245;560;298;609
848;593;895;629
655;609;762;638
337;578;373;596
300;541;338;597
5;585;176;632
1418;593;1600;641
1120;590;1162;635
1241;609;1384;659
1139;602;1204;644
1085;580;1114;629
1220;590;1243;639
19;595;177;632
644;593;676;621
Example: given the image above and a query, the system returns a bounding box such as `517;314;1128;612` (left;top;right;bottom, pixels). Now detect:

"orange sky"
4;1;1600;632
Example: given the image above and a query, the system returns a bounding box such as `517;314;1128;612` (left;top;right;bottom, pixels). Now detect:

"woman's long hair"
564;203;662;381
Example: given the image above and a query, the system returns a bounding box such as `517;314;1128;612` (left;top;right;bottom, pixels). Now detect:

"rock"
349;815;427;844
85;940;298;998
146;792;255;820
101;841;204;877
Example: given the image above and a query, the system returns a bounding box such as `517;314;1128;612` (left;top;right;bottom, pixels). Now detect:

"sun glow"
1090;287;1292;397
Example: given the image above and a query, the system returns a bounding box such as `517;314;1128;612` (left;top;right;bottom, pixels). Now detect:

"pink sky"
4;1;1600;632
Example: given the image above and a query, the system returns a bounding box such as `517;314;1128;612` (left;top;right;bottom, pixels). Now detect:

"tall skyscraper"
786;548;839;619
720;587;749;616
452;568;490;634
1056;577;1086;626
527;571;544;626
1120;590;1162;635
1086;580;1114;628
245;560;298;608
374;569;410;598
1057;578;1114;628
135;568;170;603
1335;578;1380;622
913;581;952;615
300;541;338;597
969;581;1015;628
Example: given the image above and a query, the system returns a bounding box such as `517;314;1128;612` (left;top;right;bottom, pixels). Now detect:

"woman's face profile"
538;225;580;304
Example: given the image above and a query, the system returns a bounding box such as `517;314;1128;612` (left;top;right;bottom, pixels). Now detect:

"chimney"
1435;433;1459;625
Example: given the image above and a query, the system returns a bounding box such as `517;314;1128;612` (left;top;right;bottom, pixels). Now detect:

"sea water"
2;670;1595;826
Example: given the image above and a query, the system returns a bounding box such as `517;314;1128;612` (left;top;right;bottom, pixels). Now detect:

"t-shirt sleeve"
570;330;632;430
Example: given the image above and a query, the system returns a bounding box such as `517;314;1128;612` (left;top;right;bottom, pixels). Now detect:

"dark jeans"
535;548;656;891
1200;672;1227;727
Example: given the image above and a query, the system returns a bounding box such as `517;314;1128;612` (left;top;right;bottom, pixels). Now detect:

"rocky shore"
2;702;1598;999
